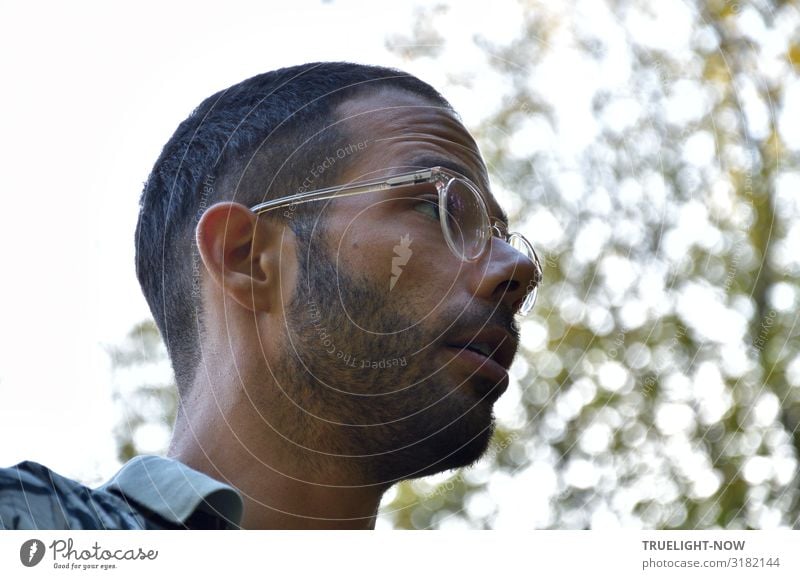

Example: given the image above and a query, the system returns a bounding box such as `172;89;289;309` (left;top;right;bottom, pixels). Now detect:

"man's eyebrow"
402;154;509;225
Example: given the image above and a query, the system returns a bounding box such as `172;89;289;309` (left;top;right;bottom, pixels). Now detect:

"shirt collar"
98;455;243;529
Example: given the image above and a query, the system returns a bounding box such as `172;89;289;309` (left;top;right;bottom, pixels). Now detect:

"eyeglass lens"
443;177;540;315
443;177;490;261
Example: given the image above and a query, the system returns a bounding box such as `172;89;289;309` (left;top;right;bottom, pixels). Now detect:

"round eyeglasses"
423;168;542;316
249;166;543;315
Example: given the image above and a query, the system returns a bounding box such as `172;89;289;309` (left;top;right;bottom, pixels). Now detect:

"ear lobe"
195;201;277;313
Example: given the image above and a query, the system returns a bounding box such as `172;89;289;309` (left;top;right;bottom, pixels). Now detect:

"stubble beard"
273;230;499;486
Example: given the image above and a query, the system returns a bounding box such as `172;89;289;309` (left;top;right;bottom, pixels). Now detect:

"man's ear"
195;201;283;313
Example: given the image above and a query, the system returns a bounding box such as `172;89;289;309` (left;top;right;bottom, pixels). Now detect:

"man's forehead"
336;90;505;223
335;89;482;169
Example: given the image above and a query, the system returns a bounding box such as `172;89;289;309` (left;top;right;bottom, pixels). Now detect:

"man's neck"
167;398;388;530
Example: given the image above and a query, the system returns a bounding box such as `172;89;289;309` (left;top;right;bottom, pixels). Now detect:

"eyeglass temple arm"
250;169;435;214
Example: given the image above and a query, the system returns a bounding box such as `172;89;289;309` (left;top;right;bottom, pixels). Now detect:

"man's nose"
468;237;541;315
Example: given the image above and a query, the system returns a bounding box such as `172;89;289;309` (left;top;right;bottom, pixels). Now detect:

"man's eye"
413;196;441;221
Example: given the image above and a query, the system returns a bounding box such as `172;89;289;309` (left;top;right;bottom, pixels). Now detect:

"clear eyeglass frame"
249;166;542;315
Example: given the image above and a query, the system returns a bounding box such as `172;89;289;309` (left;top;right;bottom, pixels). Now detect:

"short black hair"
134;61;452;395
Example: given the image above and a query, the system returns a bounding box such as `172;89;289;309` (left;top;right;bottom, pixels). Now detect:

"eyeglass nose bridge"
483;228;542;317
489;221;507;241
485;217;539;268
488;226;544;288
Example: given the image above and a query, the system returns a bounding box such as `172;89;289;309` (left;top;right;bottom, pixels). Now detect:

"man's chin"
409;425;495;479
364;409;497;484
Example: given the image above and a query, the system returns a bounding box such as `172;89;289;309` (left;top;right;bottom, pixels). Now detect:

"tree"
107;320;176;464
381;0;800;529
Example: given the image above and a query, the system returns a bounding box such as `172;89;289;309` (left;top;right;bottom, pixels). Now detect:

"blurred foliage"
106;320;176;464
112;0;800;529
380;0;800;529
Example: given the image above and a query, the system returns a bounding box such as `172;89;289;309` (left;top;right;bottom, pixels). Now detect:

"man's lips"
442;344;511;399
440;325;517;399
444;326;518;371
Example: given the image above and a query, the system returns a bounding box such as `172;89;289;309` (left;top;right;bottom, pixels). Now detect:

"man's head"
135;62;539;487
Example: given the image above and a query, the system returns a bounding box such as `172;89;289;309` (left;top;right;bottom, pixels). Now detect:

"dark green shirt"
0;455;243;530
